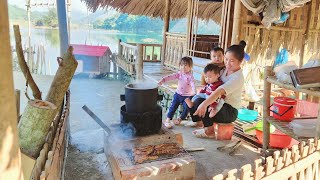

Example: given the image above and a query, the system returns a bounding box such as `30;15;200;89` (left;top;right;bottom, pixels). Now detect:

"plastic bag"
244;81;260;102
274;61;298;84
302;59;320;69
289;119;317;137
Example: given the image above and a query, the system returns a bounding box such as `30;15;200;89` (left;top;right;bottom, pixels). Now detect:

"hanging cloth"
240;0;311;28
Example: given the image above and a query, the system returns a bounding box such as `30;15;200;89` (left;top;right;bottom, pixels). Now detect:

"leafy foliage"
93;14;168;33
43;9;58;27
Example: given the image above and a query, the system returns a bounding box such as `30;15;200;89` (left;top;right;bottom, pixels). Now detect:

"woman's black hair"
179;56;193;67
239;40;247;48
225;40;246;61
210;46;224;54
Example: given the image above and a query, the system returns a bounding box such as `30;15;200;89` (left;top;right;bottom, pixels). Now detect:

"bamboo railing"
213;139;320;180
164;33;220;69
116;40;137;75
164;32;187;70
116;40;160;79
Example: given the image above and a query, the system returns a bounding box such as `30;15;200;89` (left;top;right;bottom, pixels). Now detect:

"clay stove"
104;83;196;180
104;128;196;180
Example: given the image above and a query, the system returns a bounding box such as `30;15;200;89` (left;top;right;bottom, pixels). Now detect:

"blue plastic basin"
237;108;258;122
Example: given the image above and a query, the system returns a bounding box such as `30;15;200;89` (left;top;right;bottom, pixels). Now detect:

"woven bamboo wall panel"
239;0;320;86
304;0;320;61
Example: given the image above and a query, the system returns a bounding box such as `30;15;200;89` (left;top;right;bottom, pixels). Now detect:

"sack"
274;61;298;84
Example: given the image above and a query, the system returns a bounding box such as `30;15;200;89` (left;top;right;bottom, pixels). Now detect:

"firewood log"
18;100;56;158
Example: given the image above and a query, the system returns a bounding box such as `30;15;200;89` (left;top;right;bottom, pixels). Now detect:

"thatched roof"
82;0;222;24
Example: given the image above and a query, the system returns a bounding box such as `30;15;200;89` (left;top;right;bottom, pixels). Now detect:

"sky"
8;0;88;12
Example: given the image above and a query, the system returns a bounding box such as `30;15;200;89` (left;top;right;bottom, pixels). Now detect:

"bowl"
237;108;258;122
256;129;299;148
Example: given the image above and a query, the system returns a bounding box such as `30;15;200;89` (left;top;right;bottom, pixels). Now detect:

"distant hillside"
8;3;219;34
92;13;219;35
8;4;45;22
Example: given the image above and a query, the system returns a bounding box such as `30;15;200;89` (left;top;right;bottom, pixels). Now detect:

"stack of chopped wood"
133;143;182;164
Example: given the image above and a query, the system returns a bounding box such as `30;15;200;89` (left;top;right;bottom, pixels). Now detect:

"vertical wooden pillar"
0;1;22;179
220;0;235;50
136;44;144;81
56;0;69;56
161;0;171;65
186;0;193;56
67;0;72;43
113;61;118;80
300;2;312;68
263;66;272;151
118;39;123;56
231;0;241;45
15;89;21;119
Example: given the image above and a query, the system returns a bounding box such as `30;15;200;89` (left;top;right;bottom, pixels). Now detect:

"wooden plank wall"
239;0;320;86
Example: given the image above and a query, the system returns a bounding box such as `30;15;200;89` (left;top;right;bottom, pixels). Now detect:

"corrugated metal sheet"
72;44;110;57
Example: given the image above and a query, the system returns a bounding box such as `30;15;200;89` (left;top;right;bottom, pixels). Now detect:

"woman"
189;43;245;138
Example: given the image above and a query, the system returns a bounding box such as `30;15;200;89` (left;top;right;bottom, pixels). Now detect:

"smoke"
127;78;158;89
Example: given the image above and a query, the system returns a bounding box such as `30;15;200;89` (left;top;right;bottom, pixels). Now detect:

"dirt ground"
64;145;112;180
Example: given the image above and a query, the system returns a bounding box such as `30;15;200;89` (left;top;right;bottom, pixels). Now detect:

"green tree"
43;8;58;27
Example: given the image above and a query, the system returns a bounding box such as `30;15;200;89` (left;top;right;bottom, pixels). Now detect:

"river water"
10;27;163;75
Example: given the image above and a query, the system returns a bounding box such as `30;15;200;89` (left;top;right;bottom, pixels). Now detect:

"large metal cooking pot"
120;83;163;113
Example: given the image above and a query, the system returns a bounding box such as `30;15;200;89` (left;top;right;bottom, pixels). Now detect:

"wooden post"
263;66;272;151
219;0;226;46
56;0;69;56
18;100;57;158
136;44;144;81
27;0;32;68
161;0;170;65
45;46;78;109
118;39;123;56
117;66;123;80
15;89;21;119
231;0;241;45
67;0;71;43
0;1;22;178
300;2;312;67
14;25;42;100
186;0;193;56
113;61;118;80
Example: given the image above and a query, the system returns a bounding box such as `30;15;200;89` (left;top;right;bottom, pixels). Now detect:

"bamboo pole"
27;0;32;68
263;66;272;151
136;44;144;81
67;0;71;44
13;25;42;100
118;39;123;55
231;0;241;44
161;0;170;65
300;2;312;67
15;89;21;119
224;0;234;50
219;0;226;46
186;0;193;56
242;24;305;32
0;1;23;178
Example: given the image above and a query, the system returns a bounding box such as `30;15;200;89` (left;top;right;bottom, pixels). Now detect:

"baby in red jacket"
185;63;225;118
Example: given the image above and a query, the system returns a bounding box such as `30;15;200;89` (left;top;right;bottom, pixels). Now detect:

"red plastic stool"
214;123;234;140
